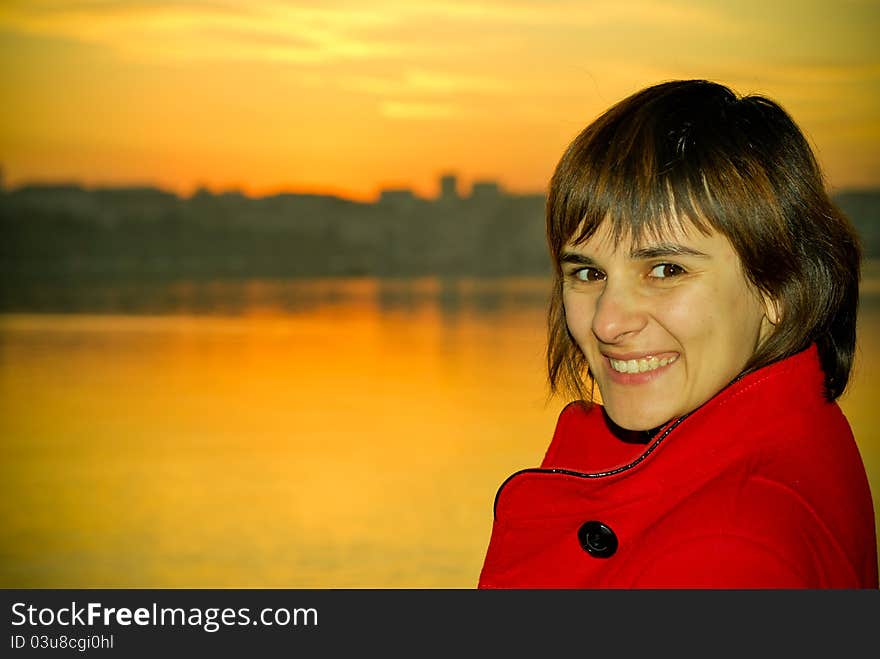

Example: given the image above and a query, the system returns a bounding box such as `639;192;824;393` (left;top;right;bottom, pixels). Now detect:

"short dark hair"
546;79;861;402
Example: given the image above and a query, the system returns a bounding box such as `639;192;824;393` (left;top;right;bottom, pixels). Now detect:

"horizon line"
0;176;552;204
3;177;878;204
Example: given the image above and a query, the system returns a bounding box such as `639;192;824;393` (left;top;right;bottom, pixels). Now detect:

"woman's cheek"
563;296;595;347
653;290;706;337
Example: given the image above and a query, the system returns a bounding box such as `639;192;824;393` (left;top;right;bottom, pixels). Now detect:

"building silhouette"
2;173;876;287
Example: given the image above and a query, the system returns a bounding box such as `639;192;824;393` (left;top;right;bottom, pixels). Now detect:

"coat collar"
600;342;826;448
493;344;827;516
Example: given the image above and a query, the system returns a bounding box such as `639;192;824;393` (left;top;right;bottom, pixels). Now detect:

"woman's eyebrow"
630;243;710;259
559;252;598;266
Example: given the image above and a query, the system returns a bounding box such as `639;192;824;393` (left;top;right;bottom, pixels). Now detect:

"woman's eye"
649;263;685;279
575;267;606;282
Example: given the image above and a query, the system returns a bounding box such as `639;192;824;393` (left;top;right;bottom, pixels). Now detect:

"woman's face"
561;219;775;431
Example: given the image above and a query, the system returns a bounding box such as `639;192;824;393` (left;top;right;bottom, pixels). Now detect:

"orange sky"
1;0;878;202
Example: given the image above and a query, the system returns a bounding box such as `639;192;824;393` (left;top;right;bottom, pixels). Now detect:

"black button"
578;521;618;558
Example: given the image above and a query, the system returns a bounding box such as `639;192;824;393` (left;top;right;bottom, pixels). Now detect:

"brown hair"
547;79;861;402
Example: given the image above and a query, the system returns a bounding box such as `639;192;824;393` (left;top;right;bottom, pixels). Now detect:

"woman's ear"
759;293;782;341
763;293;782;325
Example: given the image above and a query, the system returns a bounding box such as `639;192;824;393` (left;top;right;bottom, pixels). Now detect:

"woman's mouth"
608;354;679;374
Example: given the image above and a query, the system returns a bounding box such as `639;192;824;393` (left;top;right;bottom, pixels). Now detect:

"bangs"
546;80;754;257
548;111;723;255
566;164;718;251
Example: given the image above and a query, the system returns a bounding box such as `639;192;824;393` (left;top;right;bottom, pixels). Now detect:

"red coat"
479;345;878;588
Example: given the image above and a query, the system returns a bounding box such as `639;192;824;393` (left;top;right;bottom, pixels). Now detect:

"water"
1;273;879;587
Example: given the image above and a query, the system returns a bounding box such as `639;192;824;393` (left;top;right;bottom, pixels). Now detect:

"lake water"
2;270;879;587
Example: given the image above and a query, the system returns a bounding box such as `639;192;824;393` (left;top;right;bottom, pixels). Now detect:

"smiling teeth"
609;355;678;374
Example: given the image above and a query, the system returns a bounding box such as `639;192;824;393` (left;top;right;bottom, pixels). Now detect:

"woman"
478;80;878;588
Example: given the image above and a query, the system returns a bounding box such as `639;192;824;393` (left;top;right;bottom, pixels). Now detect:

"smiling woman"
478;79;878;589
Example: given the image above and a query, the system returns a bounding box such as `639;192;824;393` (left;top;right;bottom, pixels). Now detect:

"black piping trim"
492;412;692;518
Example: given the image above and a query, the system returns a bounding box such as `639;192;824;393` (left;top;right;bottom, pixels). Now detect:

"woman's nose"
591;281;648;344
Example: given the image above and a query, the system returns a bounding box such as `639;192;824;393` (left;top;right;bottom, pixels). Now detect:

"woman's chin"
602;402;673;433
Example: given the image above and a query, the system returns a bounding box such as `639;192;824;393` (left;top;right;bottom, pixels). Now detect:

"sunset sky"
1;0;878;201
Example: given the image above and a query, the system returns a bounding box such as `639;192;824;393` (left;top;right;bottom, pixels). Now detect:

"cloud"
402;0;737;32
0;0;405;63
379;100;462;119
0;0;740;66
344;69;511;99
